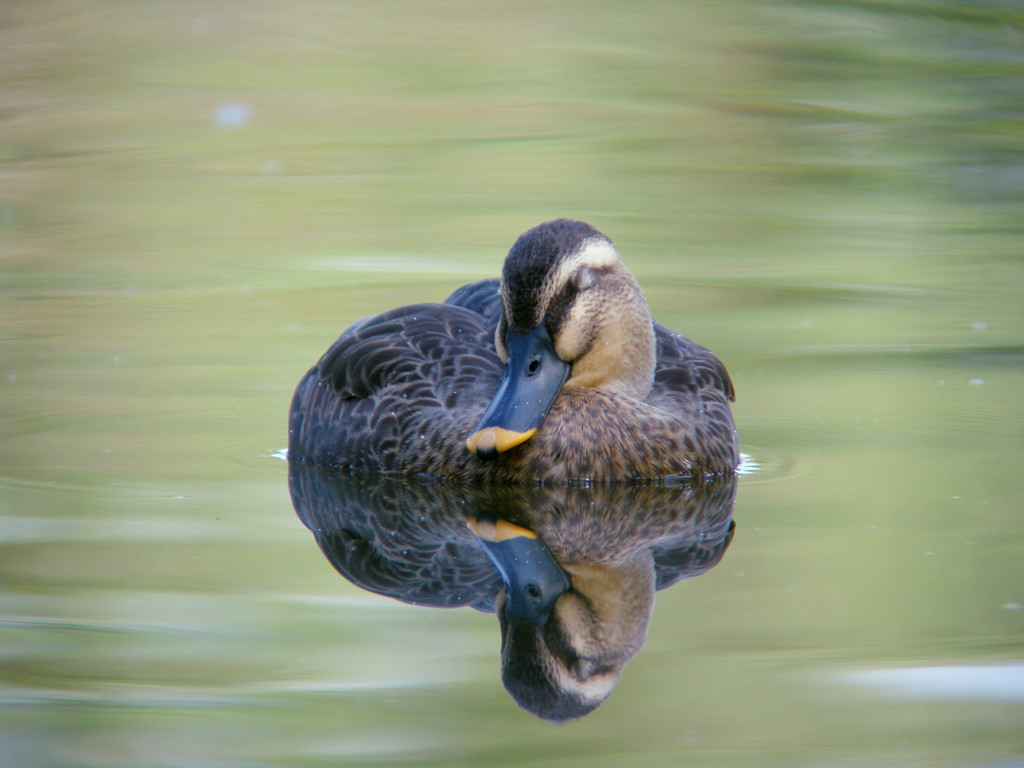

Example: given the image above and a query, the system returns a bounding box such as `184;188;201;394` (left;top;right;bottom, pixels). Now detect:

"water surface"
2;1;1022;766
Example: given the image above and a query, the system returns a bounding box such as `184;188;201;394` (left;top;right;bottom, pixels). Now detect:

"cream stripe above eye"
547;238;621;296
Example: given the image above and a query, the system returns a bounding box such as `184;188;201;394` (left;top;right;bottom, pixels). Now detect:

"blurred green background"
2;1;1022;766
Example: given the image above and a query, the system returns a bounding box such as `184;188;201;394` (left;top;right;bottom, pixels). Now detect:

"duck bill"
468;518;571;629
466;324;571;460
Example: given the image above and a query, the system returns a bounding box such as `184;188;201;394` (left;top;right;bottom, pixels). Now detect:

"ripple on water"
733;444;799;484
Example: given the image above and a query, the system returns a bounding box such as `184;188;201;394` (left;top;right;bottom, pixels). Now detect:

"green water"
2;1;1022;766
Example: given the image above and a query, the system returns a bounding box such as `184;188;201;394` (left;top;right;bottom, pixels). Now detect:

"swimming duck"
289;219;738;482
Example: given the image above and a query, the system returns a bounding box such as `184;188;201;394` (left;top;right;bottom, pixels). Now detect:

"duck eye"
526;357;541;376
573;266;596;290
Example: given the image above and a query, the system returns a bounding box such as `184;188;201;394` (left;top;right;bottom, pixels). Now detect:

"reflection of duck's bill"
467;516;571;629
467;517;537;543
466;323;571;461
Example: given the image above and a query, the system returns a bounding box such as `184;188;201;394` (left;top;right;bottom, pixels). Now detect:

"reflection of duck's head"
466;219;657;459
498;554;656;722
470;514;655;721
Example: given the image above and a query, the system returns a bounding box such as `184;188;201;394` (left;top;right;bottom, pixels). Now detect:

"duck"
288;219;738;482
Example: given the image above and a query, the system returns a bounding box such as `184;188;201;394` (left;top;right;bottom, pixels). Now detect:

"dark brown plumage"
288;220;739;482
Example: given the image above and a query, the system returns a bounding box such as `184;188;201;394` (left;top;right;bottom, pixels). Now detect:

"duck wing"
443;277;502;326
652;322;735;402
289;296;502;474
647;322;739;473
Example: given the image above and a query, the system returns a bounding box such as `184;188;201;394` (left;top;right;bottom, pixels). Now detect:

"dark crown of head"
502;220;609;329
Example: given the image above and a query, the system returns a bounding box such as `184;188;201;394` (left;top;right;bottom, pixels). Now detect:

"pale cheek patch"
554;297;599;363
562;312;634;391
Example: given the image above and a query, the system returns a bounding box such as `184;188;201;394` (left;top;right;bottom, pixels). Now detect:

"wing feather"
289;299;502;472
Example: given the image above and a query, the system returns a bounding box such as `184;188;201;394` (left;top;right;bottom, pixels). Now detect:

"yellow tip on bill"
465;426;537;455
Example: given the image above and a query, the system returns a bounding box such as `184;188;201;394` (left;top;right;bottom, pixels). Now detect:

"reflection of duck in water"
289;465;736;720
289;219;738;482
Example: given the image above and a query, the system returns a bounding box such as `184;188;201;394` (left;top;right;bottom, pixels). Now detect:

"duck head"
466;219;657;459
468;512;656;721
